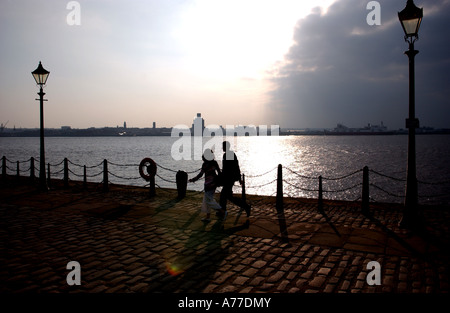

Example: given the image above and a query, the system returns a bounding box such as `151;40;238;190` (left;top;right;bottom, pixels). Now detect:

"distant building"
333;122;389;134
61;126;71;130
123;121;127;129
192;113;205;136
153;122;156;129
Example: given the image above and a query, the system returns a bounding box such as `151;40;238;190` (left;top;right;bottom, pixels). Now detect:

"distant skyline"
1;0;449;130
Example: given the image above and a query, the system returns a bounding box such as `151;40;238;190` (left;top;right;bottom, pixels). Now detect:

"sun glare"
174;0;335;80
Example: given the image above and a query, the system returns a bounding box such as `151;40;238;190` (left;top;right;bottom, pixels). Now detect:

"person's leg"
219;184;232;212
205;189;221;211
201;192;211;222
218;183;233;219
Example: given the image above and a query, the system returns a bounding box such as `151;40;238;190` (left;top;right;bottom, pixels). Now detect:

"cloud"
266;0;450;129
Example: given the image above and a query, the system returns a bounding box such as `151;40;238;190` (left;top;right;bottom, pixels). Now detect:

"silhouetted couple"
189;141;251;222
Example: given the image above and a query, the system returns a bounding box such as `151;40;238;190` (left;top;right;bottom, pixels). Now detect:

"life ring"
139;158;157;181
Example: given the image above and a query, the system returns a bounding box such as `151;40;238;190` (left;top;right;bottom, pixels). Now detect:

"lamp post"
398;0;423;229
32;61;50;190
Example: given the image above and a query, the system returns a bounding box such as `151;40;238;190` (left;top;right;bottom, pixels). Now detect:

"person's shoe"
201;218;211;223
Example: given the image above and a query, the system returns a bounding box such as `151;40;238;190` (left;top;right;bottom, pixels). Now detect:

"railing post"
83;165;87;190
17;161;20;178
362;166;369;215
30;157;35;181
318;175;324;213
276;164;283;213
276;164;289;243
47;163;51;188
103;159;109;192
242;173;246;204
176;170;187;199
2;156;6;179
64;158;69;188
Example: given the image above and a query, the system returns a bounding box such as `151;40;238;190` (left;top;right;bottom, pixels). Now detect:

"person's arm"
189;168;204;182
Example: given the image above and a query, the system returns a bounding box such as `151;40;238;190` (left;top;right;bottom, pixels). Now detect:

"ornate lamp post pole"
32;61;50;191
398;1;423;229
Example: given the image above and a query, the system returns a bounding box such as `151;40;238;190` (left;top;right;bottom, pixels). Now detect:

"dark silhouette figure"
189;149;222;222
218;141;251;219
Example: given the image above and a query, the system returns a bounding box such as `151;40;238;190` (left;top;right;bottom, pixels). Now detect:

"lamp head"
32;61;50;86
398;0;423;43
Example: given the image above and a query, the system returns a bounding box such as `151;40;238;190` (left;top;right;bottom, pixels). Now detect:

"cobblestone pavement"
0;180;449;294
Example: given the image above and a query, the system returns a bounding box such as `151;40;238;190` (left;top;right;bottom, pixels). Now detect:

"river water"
1;135;449;205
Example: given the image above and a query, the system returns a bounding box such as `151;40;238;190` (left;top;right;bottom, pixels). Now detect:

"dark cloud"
267;0;450;129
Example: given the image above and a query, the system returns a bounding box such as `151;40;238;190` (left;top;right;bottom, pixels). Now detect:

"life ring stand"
139;158;157;181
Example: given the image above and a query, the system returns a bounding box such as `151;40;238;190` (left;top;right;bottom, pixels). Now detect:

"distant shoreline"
1;128;449;137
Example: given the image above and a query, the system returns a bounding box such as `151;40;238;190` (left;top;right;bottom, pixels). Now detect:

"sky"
0;0;449;130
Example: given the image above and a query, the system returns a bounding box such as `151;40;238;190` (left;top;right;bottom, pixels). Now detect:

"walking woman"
189;149;222;222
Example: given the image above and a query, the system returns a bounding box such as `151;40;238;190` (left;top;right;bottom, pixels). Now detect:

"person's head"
222;141;231;152
202;149;215;162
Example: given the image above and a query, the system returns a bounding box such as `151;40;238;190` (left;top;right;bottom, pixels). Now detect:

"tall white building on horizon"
192;113;205;136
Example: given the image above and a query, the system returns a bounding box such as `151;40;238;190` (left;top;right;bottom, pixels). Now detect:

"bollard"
64;158;69;188
103;159;109;192
30;157;35;181
176;170;188;199
362;166;369;215
17;161;20;178
318;175;324;213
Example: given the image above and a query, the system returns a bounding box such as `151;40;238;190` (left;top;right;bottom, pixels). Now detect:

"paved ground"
0;177;449;294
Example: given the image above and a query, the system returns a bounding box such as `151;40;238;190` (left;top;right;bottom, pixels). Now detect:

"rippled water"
1;135;449;205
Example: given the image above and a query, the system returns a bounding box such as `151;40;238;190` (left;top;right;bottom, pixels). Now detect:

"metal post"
318;175;323;213
362;166;369;215
400;41;420;229
242;174;246;204
103;159;109;192
276;164;289;243
276;164;283;213
30;157;35;181
17;161;20;178
47;163;51;188
64;158;69;188
83;165;87;190
2;156;6;179
38;86;48;191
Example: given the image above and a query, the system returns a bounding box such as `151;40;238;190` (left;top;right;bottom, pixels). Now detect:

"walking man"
218;141;251;219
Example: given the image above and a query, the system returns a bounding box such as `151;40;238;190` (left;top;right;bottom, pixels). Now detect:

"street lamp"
398;1;423;229
32;61;50;190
